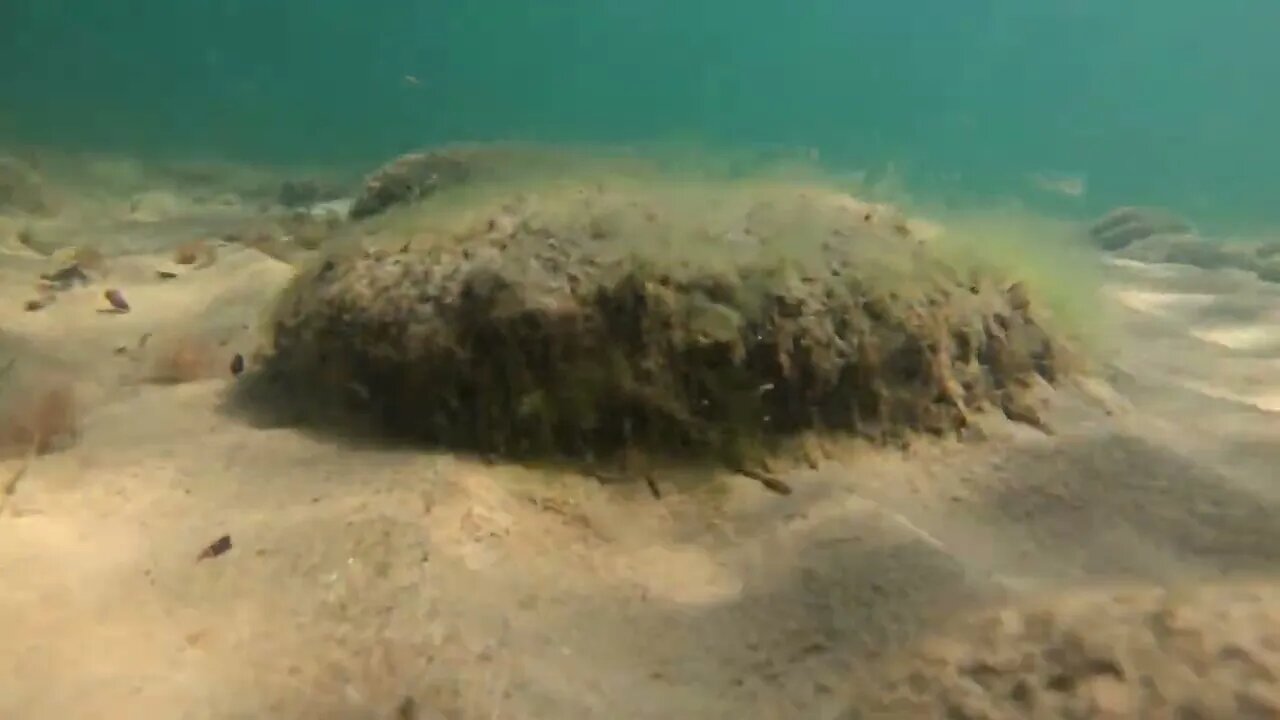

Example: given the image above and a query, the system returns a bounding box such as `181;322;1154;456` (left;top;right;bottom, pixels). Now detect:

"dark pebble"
197;534;232;561
103;289;130;312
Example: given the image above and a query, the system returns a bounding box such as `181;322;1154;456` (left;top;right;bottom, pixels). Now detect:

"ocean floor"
2;152;1280;719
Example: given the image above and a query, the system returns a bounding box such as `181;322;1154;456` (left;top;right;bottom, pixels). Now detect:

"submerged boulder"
1089;206;1195;251
348;151;472;220
266;177;1068;468
346;143;642;221
1116;234;1280;284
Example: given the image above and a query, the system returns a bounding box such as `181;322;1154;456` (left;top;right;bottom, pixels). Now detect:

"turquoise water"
2;0;1277;225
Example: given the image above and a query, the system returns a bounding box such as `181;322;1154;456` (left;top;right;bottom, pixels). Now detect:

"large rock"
1089;207;1195;251
1116;234;1280;284
850;583;1280;719
345;143;636;220
263;178;1068;467
347;151;472;220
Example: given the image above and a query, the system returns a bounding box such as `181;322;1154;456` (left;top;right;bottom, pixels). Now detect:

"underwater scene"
2;1;1280;718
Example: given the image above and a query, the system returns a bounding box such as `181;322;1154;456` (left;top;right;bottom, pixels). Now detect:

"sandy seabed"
3;154;1280;719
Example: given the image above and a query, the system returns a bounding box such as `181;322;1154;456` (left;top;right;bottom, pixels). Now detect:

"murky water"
2;0;1277;224
3;3;1280;719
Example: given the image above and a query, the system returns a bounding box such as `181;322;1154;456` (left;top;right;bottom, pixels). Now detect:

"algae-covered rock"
346;143;649;221
348;151;472;220
1088;206;1280;284
267;175;1067;467
1089;206;1195;251
851;583;1280;719
1117;234;1280;284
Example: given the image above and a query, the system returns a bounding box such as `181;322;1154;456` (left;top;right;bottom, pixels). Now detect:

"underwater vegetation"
259;147;1071;480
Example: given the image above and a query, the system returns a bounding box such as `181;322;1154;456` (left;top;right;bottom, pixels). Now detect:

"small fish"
1029;171;1087;198
197;534;232;561
403;74;421;86
229;353;245;376
103;288;130;312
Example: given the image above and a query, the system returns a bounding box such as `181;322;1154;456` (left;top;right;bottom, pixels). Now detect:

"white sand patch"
1178;378;1280;413
1102;257;1188;278
1191;324;1280;351
1111;288;1219;316
1248;393;1280;413
311;198;353;217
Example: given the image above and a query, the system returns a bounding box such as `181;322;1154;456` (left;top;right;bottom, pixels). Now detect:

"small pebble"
229;353;245;376
103;288;130;312
24;295;55;312
173;241;205;265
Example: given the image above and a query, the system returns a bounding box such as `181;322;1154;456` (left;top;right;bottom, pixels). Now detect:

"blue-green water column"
0;0;1276;224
